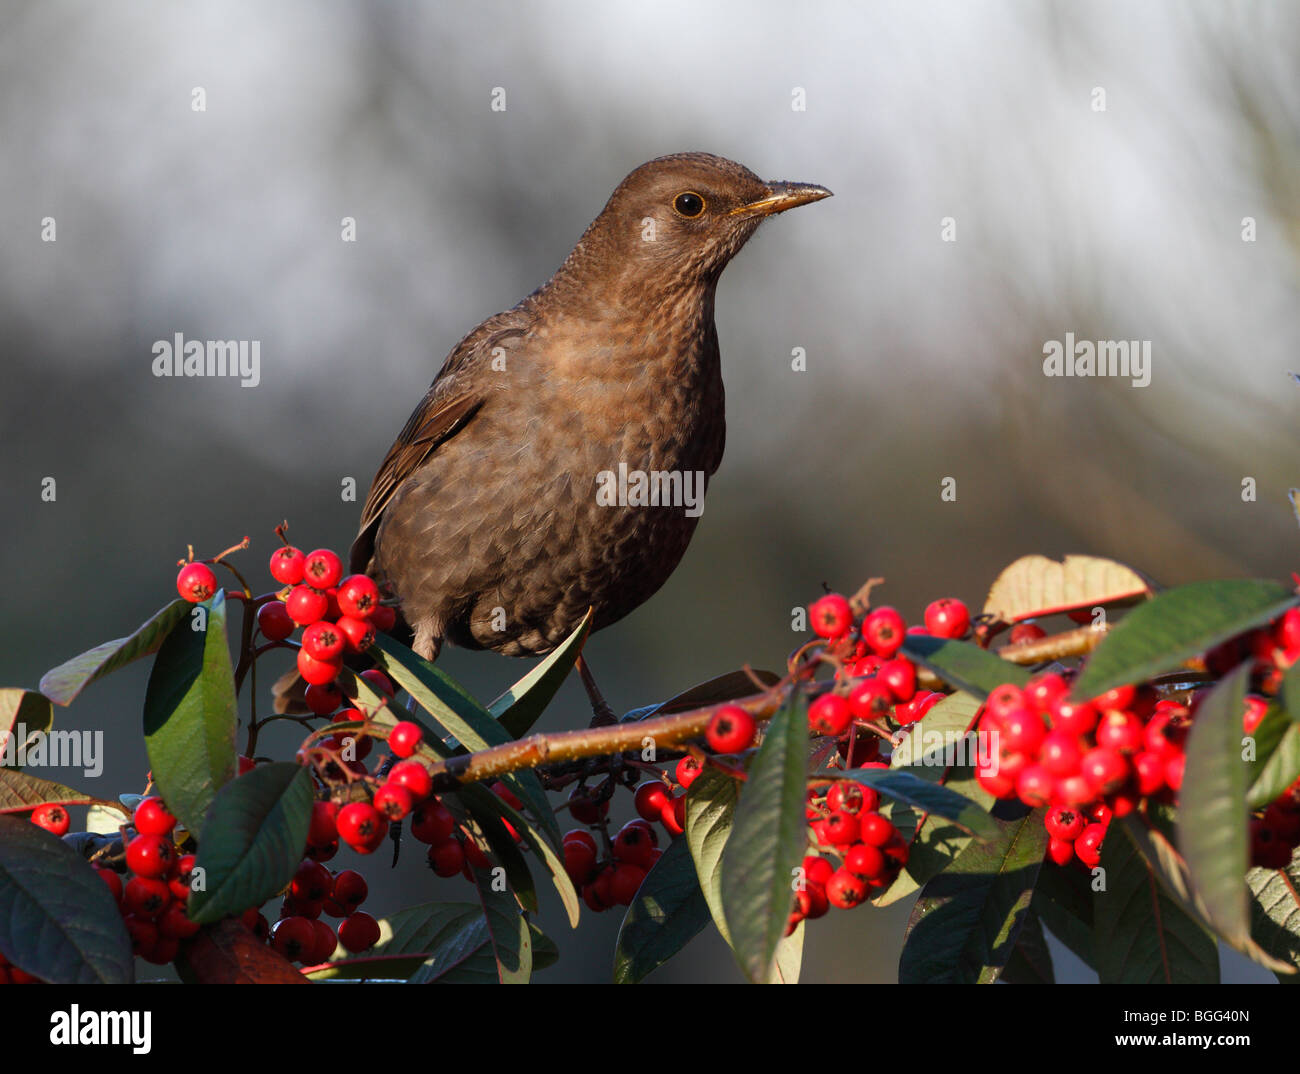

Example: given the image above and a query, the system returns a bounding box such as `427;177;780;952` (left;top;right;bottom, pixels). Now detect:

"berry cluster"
975;607;1300;870
793;778;908;931
268;861;377;965
89;796;205;967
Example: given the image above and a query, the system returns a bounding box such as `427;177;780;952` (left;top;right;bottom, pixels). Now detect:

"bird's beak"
731;181;833;218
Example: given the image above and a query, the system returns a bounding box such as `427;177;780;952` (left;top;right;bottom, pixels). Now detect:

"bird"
275;152;830;716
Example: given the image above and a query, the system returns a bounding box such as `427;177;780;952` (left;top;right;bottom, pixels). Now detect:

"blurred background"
2;0;1298;983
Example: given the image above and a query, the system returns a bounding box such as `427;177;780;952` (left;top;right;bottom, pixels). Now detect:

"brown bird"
276;152;829;715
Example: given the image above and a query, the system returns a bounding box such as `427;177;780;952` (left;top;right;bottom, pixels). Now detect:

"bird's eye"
673;191;706;218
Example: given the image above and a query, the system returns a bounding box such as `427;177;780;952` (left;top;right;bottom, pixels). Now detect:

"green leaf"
452;794;538;914
621;669;782;723
1248;719;1300;810
876;691;995;905
1074;579;1297;698
819;766;999;841
1246;861;1300;975
407;910;498;983
530;923;560;971
0;769;94;813
142;591;239;838
1177;662;1251;951
187;762;314;925
1001;908;1054;984
471;868;531;984
40;599;191;705
458;783;579;928
719;697;808;983
488;611;592;739
1031;862;1095;966
684;766;801;983
1093;819;1219;983
614;835;711;983
900;635;1030;699
367;636;558;845
0;816;133;983
898;806;1048;984
0;689;53;749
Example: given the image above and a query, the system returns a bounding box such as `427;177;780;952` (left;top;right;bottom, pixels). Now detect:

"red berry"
124;876;172;920
803;855;836;888
336;802;386;850
563;839;598;884
1080;747;1129;796
359;669;395;699
985;683;1025;722
1047;837;1075;866
269;545;306;586
305;920;338;964
826;781;868;815
308;801;340;846
612;820;659;867
1132;750;1166;796
705;705;756;753
337;574;381;619
176;562;217;603
1009;621;1046;644
608;863;648;906
924;598;970;639
1243;696;1269;736
660;794;686;836
1024;672;1069;713
256;600;295;641
796;883;830;920
296;647;341;686
825;868;869;909
1165;752;1186;792
133;796;177;836
634;782;671;823
301;620;345;662
674;756;703;790
976;765;1017;800
1055;773;1096;808
1045;805;1085;841
862;607;906;657
1094;684;1137;710
290;859;332;904
1015;764;1055;808
31;803;70;836
388;760;432;802
463;838;491;871
857;811;894;847
336;615;375;653
1050;698;1098;737
876;658;917;703
126;833;175;878
823;811;860;846
286;585;329;626
844;842;886;880
388;721;423;759
999;708;1046;755
303;681;343;716
303;548;344;590
1075;823;1107;868
158;902;200;940
1095;709;1143;754
809;593;854;639
895;689;942;726
169;854;198;901
809;693;853;736
370;604;397;632
847;678;893;722
272;916;317;961
373;782;414;821
1040;731;1083;777
332;869;368;909
428;838;467;877
96;866;124;903
1275;607;1300;651
410;799;456;844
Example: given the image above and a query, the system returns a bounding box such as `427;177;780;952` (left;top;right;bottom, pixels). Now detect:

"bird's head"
552;152;832;310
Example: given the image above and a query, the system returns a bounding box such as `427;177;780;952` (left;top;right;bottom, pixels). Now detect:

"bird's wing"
348;318;528;573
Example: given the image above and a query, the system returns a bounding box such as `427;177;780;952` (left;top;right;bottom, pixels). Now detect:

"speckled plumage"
351;153;830;663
